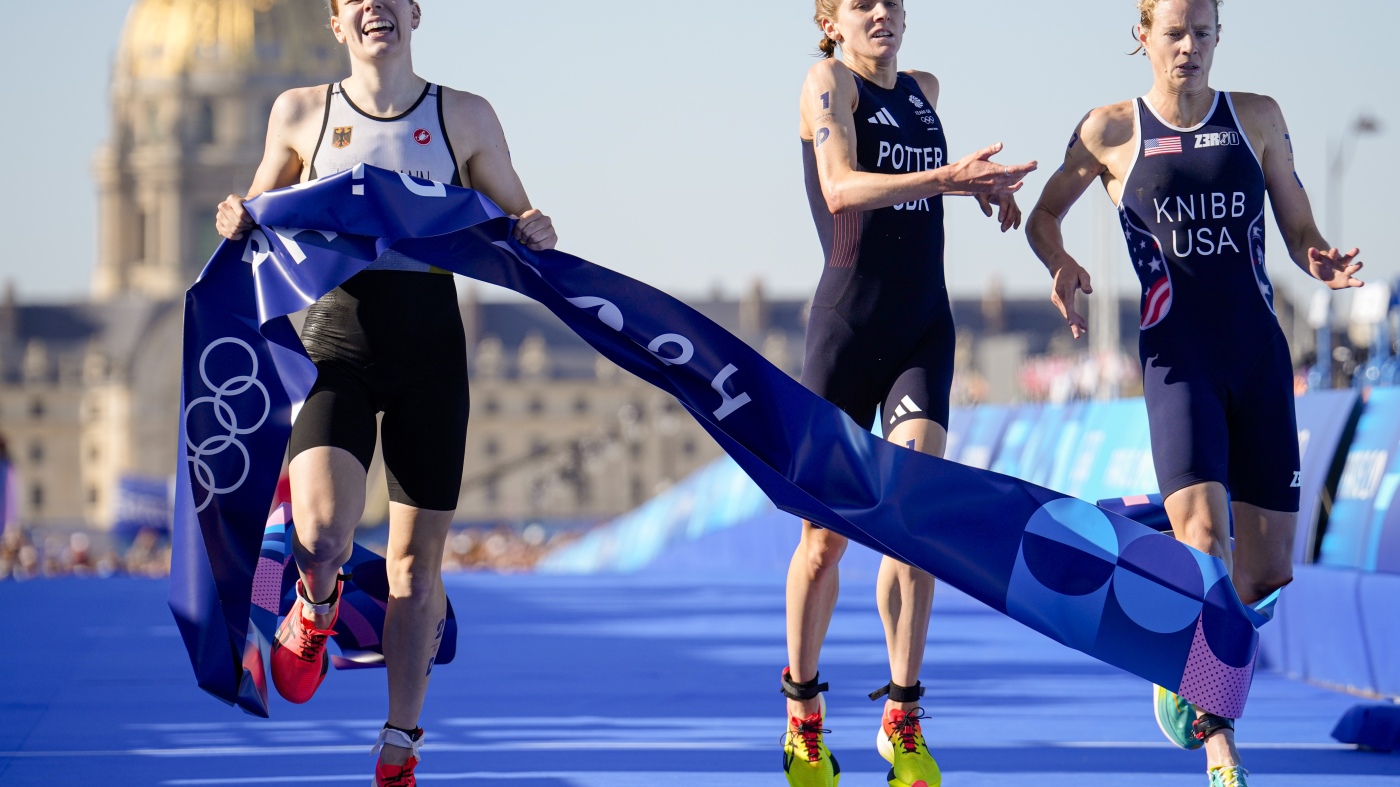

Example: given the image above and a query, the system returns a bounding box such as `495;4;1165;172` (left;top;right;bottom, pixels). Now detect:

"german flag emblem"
332;126;353;149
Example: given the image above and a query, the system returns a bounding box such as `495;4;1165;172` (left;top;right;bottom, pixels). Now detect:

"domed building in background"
0;0;347;532
94;0;346;299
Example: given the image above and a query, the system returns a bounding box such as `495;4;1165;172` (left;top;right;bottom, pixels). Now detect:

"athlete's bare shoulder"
269;85;330;132
1227;91;1283;120
803;58;859;106
1225;92;1285;160
903;70;940;107
438;86;506;156
1078;100;1137;157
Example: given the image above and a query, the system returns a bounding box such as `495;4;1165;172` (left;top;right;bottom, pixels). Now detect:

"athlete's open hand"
215;195;255;241
1050;258;1093;339
513;209;557;252
1308;247;1364;290
977;193;1023;232
949;143;1038;195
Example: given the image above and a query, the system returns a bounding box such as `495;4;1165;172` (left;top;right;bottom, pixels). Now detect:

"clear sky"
2;0;1394;308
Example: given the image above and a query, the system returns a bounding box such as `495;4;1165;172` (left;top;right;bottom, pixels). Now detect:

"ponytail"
814;0;841;58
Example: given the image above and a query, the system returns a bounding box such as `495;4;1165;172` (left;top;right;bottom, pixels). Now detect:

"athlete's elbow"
823;185;856;215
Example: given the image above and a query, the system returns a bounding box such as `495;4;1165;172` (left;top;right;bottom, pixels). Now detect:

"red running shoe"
270;578;340;704
371;725;424;787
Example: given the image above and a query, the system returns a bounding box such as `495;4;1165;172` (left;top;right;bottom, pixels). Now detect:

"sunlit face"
1140;0;1219;90
822;1;906;63
330;0;421;60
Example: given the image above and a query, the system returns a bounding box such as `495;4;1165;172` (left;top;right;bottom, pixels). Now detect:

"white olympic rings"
183;338;271;513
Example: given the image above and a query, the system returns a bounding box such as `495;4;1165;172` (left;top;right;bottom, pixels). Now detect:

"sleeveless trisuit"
1118;92;1300;512
801;71;955;436
288;82;469;511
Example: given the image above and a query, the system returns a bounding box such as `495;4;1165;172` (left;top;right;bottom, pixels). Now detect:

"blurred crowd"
0;527;170;581
0;523;583;580
439;524;580;573
1019;351;1142;404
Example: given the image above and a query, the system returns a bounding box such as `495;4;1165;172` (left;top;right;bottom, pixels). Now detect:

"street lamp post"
1313;114;1382;389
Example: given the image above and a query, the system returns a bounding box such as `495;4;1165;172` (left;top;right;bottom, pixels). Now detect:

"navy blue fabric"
171;166;1265;717
1120;93;1299;512
801;72;953;434
1332;704;1400;752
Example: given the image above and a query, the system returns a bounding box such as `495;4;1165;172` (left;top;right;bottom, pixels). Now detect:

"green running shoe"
877;708;941;787
1154;684;1202;750
1209;766;1249;786
783;696;841;787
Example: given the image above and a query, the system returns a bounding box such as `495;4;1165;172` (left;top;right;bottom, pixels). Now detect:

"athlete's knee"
1174;514;1230;559
387;552;444;604
293;524;354;568
799;526;848;577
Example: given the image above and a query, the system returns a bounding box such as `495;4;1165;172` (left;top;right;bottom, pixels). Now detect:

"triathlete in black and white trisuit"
214;2;556;785
292;81;468;513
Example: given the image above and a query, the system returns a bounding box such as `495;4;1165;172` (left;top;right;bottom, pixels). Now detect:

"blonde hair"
1132;0;1222;54
814;0;841;58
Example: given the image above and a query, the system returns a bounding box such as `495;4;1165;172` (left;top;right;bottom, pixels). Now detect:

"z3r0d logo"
183;338;271;512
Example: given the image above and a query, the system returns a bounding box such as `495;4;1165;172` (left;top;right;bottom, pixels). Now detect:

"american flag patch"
1144;136;1183;157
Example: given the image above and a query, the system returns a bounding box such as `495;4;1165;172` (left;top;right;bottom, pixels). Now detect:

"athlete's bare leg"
1165;483;1298;771
784;419;946;720
877;419;945;714
1230;502;1296;606
786;521;848;718
380;502;453;766
289;447;367;629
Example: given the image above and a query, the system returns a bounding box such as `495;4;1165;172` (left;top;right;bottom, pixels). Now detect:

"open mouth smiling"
363;19;395;36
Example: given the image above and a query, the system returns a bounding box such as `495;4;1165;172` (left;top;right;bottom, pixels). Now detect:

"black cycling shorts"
288;270;468;512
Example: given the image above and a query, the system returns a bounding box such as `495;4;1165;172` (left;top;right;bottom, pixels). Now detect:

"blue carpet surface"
1;566;1396;786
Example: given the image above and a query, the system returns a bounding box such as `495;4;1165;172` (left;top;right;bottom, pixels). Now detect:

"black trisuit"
1118;92;1300;512
801;71;955;436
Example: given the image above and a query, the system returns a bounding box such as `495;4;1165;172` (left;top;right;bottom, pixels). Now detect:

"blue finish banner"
170;166;1267;718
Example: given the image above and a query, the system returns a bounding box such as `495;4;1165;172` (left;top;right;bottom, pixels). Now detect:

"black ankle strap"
869;680;925;703
1192;713;1235;742
781;668;829;701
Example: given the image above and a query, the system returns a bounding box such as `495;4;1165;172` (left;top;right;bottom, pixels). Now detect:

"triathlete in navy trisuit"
1026;1;1363;784
214;2;556;785
785;3;1037;786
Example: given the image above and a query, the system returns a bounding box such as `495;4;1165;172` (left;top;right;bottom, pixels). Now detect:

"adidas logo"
867;108;899;127
889;395;922;424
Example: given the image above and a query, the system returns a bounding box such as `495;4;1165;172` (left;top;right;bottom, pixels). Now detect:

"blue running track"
2;569;1397;786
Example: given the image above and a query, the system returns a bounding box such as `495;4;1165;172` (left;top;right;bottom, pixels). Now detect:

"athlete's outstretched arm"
1026;115;1112;340
1238;94;1363;290
906;73;1022;232
802;61;1035;215
215;88;320;240
444;90;556;252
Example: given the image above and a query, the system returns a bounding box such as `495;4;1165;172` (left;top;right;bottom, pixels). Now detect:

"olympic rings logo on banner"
183;338;271;512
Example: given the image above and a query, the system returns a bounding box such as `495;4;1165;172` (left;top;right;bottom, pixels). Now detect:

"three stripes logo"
868;107;900;128
889;395;923;425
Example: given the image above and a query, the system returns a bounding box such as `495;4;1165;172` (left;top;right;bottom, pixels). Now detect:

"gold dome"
119;0;346;81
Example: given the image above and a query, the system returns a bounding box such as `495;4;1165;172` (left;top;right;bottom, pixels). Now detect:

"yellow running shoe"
1209;765;1249;786
877;707;941;787
783;695;841;787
